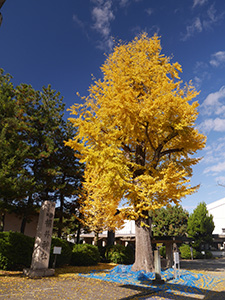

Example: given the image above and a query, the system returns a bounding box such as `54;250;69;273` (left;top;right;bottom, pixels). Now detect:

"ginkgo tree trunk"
66;33;206;272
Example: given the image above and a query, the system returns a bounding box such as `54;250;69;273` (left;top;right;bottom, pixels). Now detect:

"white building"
207;198;225;236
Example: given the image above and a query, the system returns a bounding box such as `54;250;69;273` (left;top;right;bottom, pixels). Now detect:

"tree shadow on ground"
119;280;225;300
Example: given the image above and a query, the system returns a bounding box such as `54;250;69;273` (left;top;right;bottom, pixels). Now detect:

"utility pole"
0;0;6;27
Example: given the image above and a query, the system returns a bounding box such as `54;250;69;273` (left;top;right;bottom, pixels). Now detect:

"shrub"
0;231;34;270
179;244;197;259
159;246;166;258
106;244;134;264
196;250;213;259
196;251;204;259
98;246;107;262
70;243;100;266
205;250;213;259
49;237;72;268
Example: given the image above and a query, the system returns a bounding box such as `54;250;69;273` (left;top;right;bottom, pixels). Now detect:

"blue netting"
79;264;224;297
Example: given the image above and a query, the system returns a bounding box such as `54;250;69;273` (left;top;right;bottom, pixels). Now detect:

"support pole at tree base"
152;249;165;284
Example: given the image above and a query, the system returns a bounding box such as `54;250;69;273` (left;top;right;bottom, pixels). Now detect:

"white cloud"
204;161;225;174
194;76;202;89
215;176;225;185
146;8;153;16
201;86;225;116
193;61;210;88
182;4;224;41
206;5;217;23
204;138;225;159
203;86;225;106
182;17;202;41
92;1;114;37
119;0;129;6
91;0;115;51
210;51;225;67
72;14;85;28
119;0;143;8
193;0;207;8
202;138;225;177
199;118;225;132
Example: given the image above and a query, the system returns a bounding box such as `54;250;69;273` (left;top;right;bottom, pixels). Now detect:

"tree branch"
152;128;179;169
160;148;184;158
143;122;156;151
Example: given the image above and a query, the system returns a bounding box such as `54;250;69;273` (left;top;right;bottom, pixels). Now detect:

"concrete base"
152;278;165;284
152;273;165;284
23;268;55;278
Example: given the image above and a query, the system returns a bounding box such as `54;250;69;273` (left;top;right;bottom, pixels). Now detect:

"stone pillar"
153;249;164;284
24;201;55;278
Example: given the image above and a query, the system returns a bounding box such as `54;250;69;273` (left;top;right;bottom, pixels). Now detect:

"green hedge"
179;244;213;259
195;250;213;259
105;244;134;264
0;232;73;270
159;246;166;258
0;231;34;270
179;244;197;259
70;243;100;266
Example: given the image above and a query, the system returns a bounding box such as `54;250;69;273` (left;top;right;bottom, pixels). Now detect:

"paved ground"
0;259;225;300
180;258;225;274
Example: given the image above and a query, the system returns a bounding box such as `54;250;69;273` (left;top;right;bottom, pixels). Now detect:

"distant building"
3;212;38;238
207;198;225;236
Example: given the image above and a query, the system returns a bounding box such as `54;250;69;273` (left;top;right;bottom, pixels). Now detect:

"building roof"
207;197;225;211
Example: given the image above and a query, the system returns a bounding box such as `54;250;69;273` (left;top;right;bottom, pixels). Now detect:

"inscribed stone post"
31;200;55;269
24;201;55;277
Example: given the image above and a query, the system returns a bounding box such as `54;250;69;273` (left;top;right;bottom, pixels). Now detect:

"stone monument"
23;200;55;278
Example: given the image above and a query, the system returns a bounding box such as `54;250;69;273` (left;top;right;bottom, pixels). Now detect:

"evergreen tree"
0;70;84;234
14;83;66;232
0;70;32;230
150;205;189;237
53;120;84;238
187;202;214;251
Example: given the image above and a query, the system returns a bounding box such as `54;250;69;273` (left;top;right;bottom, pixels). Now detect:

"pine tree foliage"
187;202;214;250
0;70;84;234
150;205;189;237
66;33;206;271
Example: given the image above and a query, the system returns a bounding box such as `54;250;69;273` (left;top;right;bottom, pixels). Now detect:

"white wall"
116;220;135;235
207;198;225;235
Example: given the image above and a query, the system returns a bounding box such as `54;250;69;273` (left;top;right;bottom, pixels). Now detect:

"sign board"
173;251;180;279
53;246;62;255
174;251;179;264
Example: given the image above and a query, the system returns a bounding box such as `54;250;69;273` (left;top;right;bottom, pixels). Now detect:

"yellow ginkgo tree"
78;167;125;245
66;33;206;272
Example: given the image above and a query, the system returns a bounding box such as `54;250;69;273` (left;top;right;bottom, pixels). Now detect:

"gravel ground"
0;258;225;300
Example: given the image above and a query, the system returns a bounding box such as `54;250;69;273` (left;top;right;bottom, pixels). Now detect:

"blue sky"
1;0;225;212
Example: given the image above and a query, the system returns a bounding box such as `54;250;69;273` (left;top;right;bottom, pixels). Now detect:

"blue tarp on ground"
79;264;224;299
